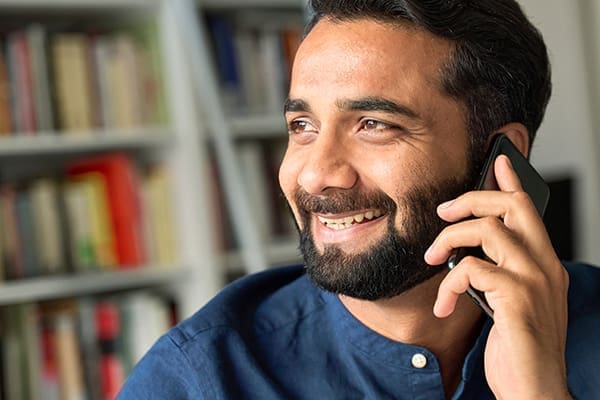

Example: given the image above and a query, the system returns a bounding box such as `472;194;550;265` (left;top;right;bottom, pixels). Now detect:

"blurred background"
0;0;597;398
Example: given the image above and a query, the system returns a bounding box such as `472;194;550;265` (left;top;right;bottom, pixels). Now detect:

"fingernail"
438;199;454;210
424;243;434;260
433;298;442;317
500;154;513;169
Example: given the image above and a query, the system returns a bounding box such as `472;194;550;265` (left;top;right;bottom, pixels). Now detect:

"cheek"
365;153;434;226
366;153;420;199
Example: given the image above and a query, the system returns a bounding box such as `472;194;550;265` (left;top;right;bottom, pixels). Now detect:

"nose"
297;130;358;195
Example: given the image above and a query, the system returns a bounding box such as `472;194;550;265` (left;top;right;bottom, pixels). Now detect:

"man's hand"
424;155;571;399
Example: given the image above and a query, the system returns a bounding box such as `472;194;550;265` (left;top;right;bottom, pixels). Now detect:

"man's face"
280;18;476;300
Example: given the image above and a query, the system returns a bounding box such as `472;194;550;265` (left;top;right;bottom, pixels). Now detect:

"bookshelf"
195;0;305;275
0;0;305;397
0;0;225;397
0;0;222;312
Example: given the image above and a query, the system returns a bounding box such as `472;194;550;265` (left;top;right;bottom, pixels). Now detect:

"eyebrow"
284;98;311;113
284;96;422;121
337;97;422;120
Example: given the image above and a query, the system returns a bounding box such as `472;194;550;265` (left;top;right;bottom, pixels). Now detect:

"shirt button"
411;353;428;369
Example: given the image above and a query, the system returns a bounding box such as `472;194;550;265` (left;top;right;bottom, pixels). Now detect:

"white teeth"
317;210;384;229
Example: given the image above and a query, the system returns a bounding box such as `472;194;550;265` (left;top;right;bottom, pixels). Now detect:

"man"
119;0;600;398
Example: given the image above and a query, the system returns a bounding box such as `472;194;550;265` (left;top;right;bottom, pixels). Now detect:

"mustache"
293;188;397;215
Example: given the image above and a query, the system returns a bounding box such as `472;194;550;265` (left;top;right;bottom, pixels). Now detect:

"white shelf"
0;128;174;156
0;267;188;306
223;238;302;270
229;114;287;139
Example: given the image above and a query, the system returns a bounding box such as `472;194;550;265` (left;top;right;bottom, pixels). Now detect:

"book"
7;30;37;134
0;184;5;282
119;20;167;127
232;27;266;114
63;179;96;271
0;184;24;279
257;28;286;114
0;303;43;400
67;153;144;267
95;300;125;400
108;35;143;130
16;185;40;277
85;33;102;130
76;297;102;400
39;317;61;400
52;308;86;400
92;36;113;129
51;33;94;132
118;292;170;373
140;165;176;266
133;21;168;126
30;178;66;274
27;24;55;132
68;172;117;270
207;14;242;111
0;41;13;134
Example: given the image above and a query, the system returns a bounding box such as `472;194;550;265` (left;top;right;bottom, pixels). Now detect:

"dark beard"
293;170;479;301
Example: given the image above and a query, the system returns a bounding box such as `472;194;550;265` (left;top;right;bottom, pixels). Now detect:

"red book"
95;301;124;400
67;153;145;267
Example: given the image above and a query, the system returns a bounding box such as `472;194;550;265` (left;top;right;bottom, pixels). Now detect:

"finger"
436;190;538;225
434;256;505;318
425;216;530;267
494;154;524;192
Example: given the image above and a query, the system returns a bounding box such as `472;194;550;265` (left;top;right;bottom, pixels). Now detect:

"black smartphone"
446;134;550;318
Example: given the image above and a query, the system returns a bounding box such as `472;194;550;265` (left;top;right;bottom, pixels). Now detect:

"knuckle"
481;216;502;231
510;190;534;208
459;255;486;270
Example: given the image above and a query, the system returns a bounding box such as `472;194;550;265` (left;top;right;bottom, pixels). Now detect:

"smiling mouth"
316;210;384;230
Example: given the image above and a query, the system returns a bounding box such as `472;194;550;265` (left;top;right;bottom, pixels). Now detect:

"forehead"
291;18;454;107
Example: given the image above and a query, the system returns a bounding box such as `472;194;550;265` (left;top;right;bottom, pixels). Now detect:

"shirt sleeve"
117;333;209;399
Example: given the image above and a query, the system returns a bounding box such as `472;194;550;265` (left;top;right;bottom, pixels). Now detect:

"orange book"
67;153;144;267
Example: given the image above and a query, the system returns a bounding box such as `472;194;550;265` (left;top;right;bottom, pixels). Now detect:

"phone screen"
446;134;550;318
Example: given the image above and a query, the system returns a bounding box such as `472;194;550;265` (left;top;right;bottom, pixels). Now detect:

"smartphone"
446;134;550;318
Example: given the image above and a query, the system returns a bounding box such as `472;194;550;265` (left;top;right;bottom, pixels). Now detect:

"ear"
487;122;530;157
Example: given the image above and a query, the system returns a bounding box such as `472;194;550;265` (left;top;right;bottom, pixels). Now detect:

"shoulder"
169;264;323;346
562;262;600;397
563;261;600;316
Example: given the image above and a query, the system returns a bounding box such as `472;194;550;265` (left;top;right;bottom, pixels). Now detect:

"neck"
338;271;484;397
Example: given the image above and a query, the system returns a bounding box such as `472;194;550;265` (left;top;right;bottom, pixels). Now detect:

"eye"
356;118;406;143
361;119;392;132
287;119;317;135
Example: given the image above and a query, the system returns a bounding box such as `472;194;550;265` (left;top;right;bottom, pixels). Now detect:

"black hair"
305;0;552;153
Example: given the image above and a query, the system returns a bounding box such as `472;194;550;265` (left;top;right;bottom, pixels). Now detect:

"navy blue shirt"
118;262;600;399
